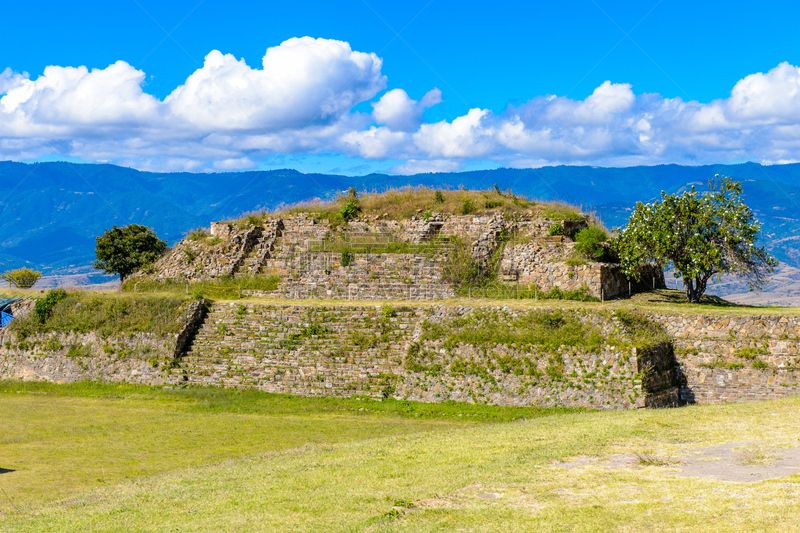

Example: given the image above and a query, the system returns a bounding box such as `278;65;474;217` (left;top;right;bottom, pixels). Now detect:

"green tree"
615;175;777;302
93;225;168;282
1;267;42;288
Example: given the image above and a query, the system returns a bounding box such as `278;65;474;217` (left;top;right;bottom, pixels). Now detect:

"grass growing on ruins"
0;380;575;513
307;233;447;255
8;291;190;338
420;308;606;354
120;274;282;298
5;387;800;532
258;186;586;223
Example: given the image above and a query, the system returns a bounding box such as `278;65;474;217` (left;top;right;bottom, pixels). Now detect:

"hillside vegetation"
7;291;190;339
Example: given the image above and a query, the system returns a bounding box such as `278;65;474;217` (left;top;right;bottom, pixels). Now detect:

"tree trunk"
683;278;699;303
683;274;711;303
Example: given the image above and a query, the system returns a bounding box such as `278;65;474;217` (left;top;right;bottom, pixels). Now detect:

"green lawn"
0;381;569;517
3;383;800;531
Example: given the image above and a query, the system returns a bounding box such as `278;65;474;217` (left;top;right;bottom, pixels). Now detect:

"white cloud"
413;108;496;158
3;42;800;172
372;87;441;131
0;61;160;132
165;37;386;132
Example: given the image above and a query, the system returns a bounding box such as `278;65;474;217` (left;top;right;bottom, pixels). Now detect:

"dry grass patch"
246;187;586;222
735;445;781;466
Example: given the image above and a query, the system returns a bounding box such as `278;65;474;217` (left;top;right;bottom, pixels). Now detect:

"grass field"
3;382;800;532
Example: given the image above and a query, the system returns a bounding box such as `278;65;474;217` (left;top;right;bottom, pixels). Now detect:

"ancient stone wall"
6;302;800;407
500;242;664;299
0;329;174;385
0;303;677;410
654;313;800;404
252;252;454;300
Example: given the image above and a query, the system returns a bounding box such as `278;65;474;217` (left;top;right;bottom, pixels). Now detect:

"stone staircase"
237;220;284;276
170;303;422;396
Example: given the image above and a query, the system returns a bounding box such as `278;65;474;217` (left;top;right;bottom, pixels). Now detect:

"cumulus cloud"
371;87;441;131
165;37;385;132
3;40;800;172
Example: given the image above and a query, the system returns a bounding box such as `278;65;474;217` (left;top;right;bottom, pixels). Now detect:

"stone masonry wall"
161;304;677;409
654;313;800;404
6;301;800;407
0;300;206;386
0;329;173;385
501;242;665;299
252;252;454;300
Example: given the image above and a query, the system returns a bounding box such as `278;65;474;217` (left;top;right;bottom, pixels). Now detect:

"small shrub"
339;188;361;221
43;338;63;352
341;250;352;267
752;359;769;369
574;227;617;262
434;190;445;203
548;224;563;236
460;199;476;215
186;228;209;241
381;305;396;319
183;248;197;263
34;288;68;323
66;343;92;358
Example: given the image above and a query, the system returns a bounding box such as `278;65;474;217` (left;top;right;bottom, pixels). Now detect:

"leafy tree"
615;175;777;302
1;267;42;288
93;225;168;282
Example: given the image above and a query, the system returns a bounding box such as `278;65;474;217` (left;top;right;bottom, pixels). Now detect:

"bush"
34;288;68;323
574;227;616;262
460;199;476;215
547;224;563;236
186;228;209;241
1;268;42;289
339;188;361;221
434;190;445;204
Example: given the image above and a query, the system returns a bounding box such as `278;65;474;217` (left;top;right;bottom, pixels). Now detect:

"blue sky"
2;0;800;174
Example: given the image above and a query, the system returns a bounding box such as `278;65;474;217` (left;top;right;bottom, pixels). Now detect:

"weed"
341;250;353;267
635;453;681;466
186;228;209;241
735;445;778;466
460;199;476;215
65;343;92;358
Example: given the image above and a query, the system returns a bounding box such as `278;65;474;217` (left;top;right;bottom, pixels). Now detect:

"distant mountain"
1;161;799;294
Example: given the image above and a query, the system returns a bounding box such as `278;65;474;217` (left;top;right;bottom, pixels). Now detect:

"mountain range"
1;160;798;300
